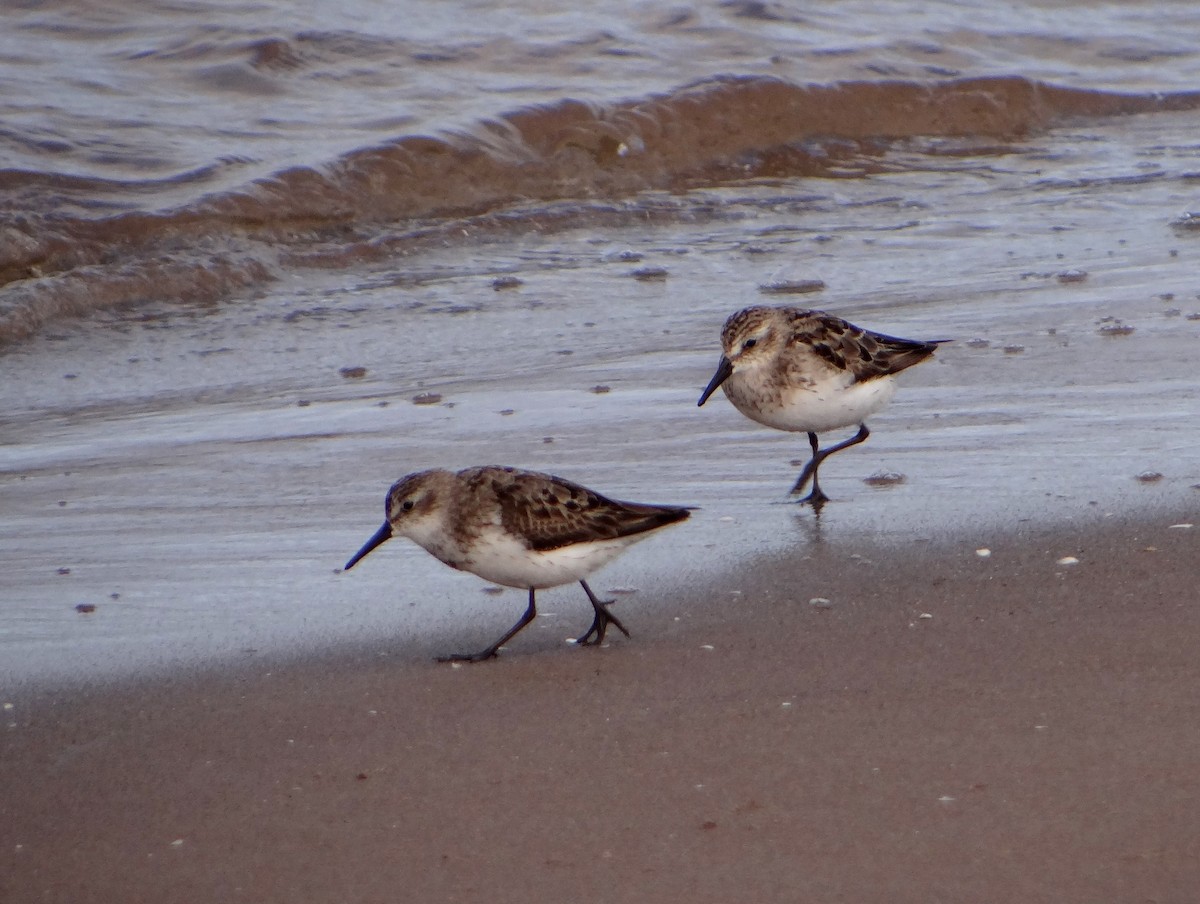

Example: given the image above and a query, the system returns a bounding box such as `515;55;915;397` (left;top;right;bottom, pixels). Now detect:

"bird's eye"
400;499;415;512
743;338;758;350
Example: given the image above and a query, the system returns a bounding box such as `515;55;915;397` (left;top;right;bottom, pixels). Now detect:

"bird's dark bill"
697;356;733;406
344;522;393;571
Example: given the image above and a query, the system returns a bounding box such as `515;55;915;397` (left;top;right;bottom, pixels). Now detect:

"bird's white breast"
725;371;898;433
452;529;640;590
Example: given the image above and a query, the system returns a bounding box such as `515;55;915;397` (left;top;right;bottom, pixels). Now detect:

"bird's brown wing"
473;467;690;552
788;311;945;383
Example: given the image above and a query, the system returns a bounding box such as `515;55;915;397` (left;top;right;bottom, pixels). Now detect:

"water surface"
2;1;1198;684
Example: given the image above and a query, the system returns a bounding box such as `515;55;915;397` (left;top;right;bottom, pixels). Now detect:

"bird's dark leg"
788;432;823;499
574;579;631;647
437;589;537;663
788;424;871;509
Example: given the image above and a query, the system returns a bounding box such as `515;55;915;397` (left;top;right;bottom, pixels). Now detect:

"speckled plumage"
344;466;690;661
699;305;945;507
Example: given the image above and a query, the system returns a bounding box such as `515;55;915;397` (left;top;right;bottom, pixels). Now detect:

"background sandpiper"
698;305;946;510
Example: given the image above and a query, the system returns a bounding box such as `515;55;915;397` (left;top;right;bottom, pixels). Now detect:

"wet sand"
3;512;1198;903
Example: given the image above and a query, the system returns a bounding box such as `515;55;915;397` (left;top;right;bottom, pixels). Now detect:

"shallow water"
6;0;1200;338
2;1;1199;684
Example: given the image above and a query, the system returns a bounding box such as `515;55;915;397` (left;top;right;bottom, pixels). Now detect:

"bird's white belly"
727;374;897;433
434;530;638;590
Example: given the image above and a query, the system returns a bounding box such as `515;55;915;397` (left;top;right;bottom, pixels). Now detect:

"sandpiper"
698;305;945;510
343;466;691;662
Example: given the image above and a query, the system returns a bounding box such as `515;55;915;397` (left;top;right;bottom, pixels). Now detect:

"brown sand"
3;511;1198;903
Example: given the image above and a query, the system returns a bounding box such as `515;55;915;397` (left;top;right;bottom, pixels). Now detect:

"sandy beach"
4;511;1198;903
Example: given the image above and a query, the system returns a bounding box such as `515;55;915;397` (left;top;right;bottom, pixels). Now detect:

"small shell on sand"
758;279;826;295
630;267;668;281
863;471;905;487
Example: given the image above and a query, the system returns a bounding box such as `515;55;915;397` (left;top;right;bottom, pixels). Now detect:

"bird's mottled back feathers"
465;466;690;552
783;309;942;383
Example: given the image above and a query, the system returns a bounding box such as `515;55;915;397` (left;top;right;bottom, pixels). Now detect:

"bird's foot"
575;599;630;647
436;648;500;664
790;487;830;512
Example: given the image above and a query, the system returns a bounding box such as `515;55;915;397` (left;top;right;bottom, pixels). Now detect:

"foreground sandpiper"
698;305;945;510
344;466;691;662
